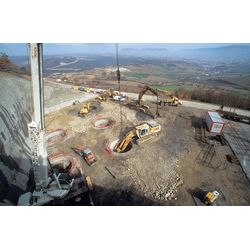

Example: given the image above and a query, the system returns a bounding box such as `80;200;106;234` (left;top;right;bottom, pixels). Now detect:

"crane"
18;44;92;205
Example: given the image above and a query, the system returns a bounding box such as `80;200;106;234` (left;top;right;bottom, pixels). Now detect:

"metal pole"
29;43;48;190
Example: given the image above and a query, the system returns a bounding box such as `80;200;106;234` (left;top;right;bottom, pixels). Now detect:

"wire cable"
115;43;123;134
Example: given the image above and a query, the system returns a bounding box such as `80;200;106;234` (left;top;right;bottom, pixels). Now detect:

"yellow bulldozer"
115;120;161;153
78;102;91;117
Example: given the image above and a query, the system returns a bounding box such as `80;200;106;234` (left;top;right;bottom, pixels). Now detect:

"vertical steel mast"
28;43;48;190
18;43;89;206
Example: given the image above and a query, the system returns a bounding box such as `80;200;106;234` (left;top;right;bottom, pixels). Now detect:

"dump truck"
159;96;182;106
115;120;161;153
72;146;97;166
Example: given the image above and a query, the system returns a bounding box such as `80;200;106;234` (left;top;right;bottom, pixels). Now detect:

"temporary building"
205;111;226;134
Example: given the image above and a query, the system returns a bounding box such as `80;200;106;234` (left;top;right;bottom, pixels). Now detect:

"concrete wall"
0;73;33;203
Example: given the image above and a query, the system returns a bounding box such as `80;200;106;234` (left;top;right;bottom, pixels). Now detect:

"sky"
0;43;250;56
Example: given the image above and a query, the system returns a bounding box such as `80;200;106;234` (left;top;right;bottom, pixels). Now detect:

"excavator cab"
139;128;148;137
135;124;150;138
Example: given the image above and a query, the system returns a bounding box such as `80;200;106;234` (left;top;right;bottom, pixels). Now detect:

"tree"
0;53;12;72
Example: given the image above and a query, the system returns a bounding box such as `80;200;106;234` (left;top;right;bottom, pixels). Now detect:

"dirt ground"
45;99;250;205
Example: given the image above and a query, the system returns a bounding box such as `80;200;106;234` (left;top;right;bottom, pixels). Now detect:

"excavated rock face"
0;73;33;203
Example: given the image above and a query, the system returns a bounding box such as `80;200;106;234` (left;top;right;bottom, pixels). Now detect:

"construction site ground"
45;99;250;205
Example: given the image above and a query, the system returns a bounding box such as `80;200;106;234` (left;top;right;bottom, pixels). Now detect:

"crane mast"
28;43;49;190
18;44;93;206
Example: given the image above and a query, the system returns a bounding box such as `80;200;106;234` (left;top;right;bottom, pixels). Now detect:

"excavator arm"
138;85;159;106
157;88;182;106
115;129;136;153
156;88;172;97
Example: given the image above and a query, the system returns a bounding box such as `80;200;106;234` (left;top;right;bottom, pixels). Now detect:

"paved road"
121;91;250;117
44;81;250;117
44;81;98;114
45;92;97;114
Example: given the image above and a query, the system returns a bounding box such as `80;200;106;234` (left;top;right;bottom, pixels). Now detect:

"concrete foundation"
93;117;115;129
46;129;68;145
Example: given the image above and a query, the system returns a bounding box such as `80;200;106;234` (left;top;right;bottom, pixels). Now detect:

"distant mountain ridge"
179;45;250;62
121;45;250;62
9;45;250;72
194;45;250;51
122;48;169;52
121;47;170;58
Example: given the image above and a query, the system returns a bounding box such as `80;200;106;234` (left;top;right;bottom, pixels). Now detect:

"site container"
205;111;226;134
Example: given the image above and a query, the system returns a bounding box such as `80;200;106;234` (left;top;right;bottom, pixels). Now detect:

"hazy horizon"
1;43;250;56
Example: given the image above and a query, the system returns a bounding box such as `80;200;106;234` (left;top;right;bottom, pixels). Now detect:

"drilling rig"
18;44;92;206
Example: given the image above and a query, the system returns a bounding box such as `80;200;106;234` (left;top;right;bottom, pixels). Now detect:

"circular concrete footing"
46;129;68;145
48;153;80;177
93;117;115;129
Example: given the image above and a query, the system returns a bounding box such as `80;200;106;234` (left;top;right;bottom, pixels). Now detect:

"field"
45;58;250;110
155;85;195;92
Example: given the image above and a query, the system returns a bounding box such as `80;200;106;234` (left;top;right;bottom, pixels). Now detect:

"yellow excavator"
96;88;121;102
115;120;161;153
136;85;160;117
138;85;159;106
97;93;108;102
137;85;182;110
108;88;119;98
78;102;91;117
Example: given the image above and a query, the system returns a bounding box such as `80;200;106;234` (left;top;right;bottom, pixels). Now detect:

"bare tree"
0;53;12;72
